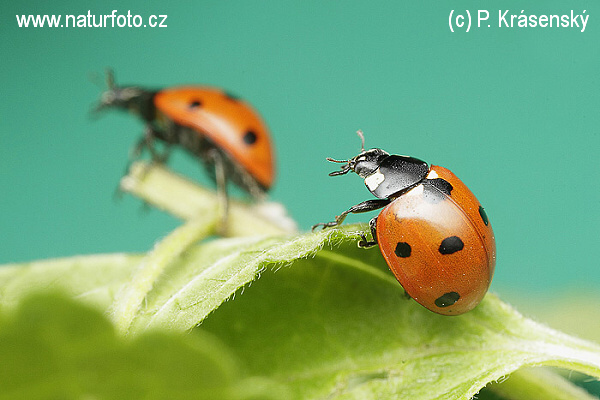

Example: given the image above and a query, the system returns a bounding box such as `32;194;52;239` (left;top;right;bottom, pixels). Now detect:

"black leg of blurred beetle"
312;199;390;231
113;135;149;200
155;146;172;164
121;128;156;178
211;149;229;233
115;128;169;201
358;217;379;248
121;135;146;175
142;127;173;165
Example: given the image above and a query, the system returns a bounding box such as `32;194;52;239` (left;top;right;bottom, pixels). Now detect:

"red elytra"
96;72;275;200
376;166;496;315
154;87;274;190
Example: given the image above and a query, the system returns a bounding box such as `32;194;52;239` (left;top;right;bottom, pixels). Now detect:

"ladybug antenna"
91;68;119;116
105;68;116;90
326;157;351;176
324;129;364;177
88;71;105;89
328;166;351;176
357;130;365;152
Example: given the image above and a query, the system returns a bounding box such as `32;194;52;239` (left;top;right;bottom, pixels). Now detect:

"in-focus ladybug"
95;70;275;209
314;131;496;315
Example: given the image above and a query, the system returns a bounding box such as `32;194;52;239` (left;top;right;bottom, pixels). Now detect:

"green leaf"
132;227;360;333
110;216;219;335
194;237;600;399
1;226;599;399
484;367;599;400
0;293;289;400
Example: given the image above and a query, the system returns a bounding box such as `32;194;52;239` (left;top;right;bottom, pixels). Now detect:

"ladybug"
314;132;496;315
95;70;275;206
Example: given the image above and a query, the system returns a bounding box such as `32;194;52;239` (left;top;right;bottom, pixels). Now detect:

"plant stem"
120;162;297;237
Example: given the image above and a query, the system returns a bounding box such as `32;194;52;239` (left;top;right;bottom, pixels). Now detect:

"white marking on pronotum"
365;170;385;191
427;170;439;179
406;184;424;196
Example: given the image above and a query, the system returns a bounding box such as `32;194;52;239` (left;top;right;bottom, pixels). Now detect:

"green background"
1;1;598;301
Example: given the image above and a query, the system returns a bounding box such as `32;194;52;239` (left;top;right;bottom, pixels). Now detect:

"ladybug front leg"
124;127;171;173
142;126;173;164
312;199;390;230
122;134;150;176
115;129;161;198
358;217;378;248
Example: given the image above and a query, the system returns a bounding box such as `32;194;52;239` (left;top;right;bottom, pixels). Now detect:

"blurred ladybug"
95;70;275;208
314;131;496;315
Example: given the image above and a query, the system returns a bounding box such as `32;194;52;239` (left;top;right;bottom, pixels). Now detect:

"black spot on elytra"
435;292;460;308
394;242;411;258
243;130;257;145
189;100;202;109
439;236;464;255
224;91;240;101
423;178;453;204
479;205;489;226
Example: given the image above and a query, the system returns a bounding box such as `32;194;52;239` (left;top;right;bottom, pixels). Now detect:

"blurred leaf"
0;294;288;400
483;367;599;400
0;253;141;312
507;293;600;344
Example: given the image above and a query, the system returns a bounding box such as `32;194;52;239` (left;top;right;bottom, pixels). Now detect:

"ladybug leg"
358;217;378;248
122;134;149;176
114;133;154;199
209;149;230;232
121;127;169;178
143;127;172;164
312;199;390;231
357;218;412;300
115;128;168;203
153;145;172;164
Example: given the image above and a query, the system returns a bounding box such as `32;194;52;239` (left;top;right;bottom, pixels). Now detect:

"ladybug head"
94;69;155;121
327;131;389;178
